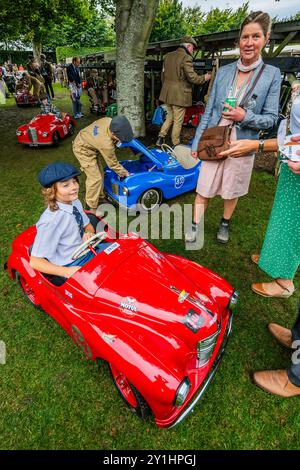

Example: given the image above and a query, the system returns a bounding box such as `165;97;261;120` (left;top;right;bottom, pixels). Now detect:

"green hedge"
56;46;114;62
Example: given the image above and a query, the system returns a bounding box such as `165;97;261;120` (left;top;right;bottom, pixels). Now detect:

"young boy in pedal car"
40;93;64;119
30;162;110;279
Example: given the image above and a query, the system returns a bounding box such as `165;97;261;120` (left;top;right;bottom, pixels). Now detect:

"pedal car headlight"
228;290;239;311
42;132;49;137
16;130;22;136
122;186;129;196
174;378;191;406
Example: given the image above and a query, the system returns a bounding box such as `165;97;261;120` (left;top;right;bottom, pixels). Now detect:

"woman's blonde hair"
240;11;272;38
42;184;59;212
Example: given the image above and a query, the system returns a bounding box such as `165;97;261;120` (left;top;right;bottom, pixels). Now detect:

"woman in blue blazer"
186;11;281;244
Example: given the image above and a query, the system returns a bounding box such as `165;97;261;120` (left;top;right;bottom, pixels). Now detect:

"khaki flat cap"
181;35;197;47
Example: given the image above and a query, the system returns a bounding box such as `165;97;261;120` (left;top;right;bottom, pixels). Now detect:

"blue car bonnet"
117;139;164;170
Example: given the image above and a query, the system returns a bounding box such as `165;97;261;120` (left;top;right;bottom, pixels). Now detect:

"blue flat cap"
110;115;133;142
38;162;81;188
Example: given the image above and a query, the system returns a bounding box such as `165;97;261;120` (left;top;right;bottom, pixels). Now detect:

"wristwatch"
258;139;264;154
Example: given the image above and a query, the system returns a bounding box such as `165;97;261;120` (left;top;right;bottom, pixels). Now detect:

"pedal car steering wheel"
161;143;178;160
71;232;107;260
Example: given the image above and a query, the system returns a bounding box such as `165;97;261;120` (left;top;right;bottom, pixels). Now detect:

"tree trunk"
116;0;159;137
33;41;42;64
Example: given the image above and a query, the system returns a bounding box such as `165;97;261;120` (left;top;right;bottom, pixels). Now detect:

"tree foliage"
1;0;91;48
196;2;249;35
150;0;250;42
44;13;115;49
150;0;186;42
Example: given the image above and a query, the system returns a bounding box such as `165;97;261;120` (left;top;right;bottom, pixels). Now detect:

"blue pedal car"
104;139;201;211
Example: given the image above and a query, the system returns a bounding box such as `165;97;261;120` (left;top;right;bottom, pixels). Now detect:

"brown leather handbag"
197;64;266;161
197;125;232;161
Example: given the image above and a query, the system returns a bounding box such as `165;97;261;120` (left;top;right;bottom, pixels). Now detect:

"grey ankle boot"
217;220;230;244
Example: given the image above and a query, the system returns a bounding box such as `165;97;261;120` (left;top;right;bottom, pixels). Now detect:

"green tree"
183;6;205;36
150;0;187;42
1;0;91;60
149;1;249;43
194;2;249;35
44;13;115;50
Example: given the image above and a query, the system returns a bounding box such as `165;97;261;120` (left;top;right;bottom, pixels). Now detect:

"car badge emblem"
178;290;189;303
183;309;205;333
119;296;138;316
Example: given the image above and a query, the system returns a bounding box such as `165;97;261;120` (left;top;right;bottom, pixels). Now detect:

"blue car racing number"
175;175;185;189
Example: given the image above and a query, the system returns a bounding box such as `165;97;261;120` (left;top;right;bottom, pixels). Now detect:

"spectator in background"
26;56;45;100
156;35;211;148
56;63;64;87
0;68;8;104
86;69;103;112
67;57;83;119
40;54;55;100
15;72;32;94
1;63;7;77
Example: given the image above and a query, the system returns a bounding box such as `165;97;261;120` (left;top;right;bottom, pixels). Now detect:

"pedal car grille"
28;127;38;143
197;324;221;367
111;182;119;195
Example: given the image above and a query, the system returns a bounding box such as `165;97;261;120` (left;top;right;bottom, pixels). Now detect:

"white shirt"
31;199;90;266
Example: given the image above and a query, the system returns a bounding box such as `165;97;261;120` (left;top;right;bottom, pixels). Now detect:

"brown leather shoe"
251;280;294;299
253;370;300;397
268;323;293;349
251;254;260;265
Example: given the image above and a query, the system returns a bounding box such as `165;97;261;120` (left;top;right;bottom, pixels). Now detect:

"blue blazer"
192;61;281;152
67;63;81;86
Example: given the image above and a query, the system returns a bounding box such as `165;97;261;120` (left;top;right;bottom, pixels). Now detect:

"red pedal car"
15;91;39;107
183;102;205;127
5;213;238;428
16;113;75;147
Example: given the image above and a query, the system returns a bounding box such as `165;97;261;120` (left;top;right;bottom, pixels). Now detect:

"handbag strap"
239;63;266;108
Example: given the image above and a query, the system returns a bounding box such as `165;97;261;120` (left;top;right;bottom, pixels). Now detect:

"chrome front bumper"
170;313;233;428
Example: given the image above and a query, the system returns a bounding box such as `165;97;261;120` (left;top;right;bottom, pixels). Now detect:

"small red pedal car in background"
5;212;238;428
183;102;205;127
16;113;75;147
15;91;39;107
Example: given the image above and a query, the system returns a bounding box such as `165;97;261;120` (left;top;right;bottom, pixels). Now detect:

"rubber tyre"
109;363;151;420
16;272;41;310
138;188;162;212
52;131;60;147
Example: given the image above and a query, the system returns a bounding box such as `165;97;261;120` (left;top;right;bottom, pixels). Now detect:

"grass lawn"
0;84;299;450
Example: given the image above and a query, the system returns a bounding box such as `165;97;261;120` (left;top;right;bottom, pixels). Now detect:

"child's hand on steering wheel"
82;231;95;242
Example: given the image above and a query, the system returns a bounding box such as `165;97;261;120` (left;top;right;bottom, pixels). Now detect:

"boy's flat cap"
38;162;80;188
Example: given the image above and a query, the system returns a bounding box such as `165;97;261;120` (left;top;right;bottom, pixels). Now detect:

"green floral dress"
259;163;300;279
